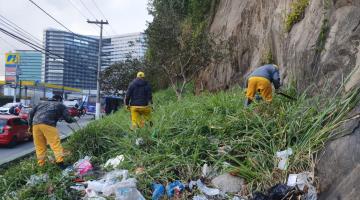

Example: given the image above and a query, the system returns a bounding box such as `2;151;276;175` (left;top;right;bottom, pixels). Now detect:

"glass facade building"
43;29;98;89
102;32;146;69
16;50;42;82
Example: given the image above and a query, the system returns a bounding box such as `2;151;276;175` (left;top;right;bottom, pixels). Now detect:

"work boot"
57;162;70;170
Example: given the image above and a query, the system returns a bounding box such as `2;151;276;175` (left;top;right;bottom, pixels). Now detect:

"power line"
79;0;98;20
0;15;43;47
0;27;64;60
0;35;18;49
66;0;102;34
28;0;73;33
91;0;118;35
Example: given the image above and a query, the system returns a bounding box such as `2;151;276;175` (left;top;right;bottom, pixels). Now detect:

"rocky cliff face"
196;0;360;93
196;0;360;198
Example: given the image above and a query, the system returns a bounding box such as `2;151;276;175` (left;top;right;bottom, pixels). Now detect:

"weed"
285;0;310;32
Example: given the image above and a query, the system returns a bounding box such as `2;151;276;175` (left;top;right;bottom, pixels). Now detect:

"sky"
0;0;153;80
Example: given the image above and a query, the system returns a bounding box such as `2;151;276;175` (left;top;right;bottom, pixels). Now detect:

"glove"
28;126;32;133
126;105;130;111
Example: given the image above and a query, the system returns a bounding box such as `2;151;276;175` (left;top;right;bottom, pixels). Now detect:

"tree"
100;59;143;95
146;0;223;99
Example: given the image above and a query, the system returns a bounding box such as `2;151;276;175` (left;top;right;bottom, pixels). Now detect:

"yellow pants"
246;76;273;102
130;106;151;128
33;124;64;166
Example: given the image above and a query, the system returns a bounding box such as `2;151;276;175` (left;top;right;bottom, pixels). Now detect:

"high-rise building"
102;32;146;69
16;50;42;82
43;29;98;89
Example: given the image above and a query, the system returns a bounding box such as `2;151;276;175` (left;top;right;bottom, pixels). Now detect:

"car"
0;115;31;147
0;102;21;115
63;100;79;108
19;107;32;121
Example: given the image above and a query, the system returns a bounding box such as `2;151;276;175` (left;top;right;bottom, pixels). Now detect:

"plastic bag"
193;195;208;200
103;178;137;196
115;187;145;200
104;155;124;169
286;172;317;200
275;148;293;170
196;179;221;196
26;174;49;186
152;183;165;200
166;180;185;197
252;192;269;200
74;156;93;175
268;184;291;200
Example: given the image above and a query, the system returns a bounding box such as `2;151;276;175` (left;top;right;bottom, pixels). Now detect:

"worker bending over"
29;95;75;169
245;64;280;106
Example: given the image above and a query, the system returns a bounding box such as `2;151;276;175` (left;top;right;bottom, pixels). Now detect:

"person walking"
28;95;75;168
125;72;153;128
244;64;280;106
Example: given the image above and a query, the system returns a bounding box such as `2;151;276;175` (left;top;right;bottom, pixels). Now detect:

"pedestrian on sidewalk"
28;95;76;169
125;71;153;129
244;64;281;106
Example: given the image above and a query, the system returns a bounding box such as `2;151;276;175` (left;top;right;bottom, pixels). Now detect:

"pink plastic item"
74;156;93;175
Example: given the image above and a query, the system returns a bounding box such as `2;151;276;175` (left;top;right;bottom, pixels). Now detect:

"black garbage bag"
252;191;270;200
268;184;291;200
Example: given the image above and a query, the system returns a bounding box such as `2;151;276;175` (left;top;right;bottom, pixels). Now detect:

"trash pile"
32;147;316;200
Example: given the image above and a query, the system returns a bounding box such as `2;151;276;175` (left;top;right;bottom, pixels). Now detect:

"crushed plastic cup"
104;155;124;169
74;156;93;175
166;180;185;197
152;183;165;200
276;148;293;170
26;174;49;186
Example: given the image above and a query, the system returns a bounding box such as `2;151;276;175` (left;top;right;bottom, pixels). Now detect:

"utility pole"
87;19;108;120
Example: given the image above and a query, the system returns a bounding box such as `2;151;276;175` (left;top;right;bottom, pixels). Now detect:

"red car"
0;115;32;147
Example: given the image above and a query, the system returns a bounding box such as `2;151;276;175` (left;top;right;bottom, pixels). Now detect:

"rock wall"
196;0;360;93
196;0;360;198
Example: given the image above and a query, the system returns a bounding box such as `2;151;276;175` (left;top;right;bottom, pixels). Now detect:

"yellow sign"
5;53;20;65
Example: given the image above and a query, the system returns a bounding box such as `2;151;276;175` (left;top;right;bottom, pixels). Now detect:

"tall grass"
0;86;358;199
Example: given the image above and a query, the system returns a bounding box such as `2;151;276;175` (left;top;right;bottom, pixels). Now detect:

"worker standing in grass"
28;95;76;169
244;64;280;106
125;71;153;128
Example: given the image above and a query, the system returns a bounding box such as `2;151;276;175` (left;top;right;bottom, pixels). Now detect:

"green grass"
0;86;359;199
285;0;310;32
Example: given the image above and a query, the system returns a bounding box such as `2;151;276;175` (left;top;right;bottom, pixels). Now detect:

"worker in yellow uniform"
244;64;280;106
125;72;153;128
28;95;75;169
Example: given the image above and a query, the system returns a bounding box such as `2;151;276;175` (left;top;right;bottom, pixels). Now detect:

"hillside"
0;87;358;199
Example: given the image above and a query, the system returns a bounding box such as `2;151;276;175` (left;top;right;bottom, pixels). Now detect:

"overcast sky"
0;0;152;79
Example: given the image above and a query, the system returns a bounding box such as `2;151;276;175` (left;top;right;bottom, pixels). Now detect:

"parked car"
19;107;32;121
0;103;21;115
0;115;31;147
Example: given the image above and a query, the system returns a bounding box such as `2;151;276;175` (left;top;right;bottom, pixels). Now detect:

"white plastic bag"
104;155;124;169
196;179;221;196
276;148;293;170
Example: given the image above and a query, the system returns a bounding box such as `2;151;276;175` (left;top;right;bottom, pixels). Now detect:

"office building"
102;32;146;69
16;50;42;82
43;29;98;89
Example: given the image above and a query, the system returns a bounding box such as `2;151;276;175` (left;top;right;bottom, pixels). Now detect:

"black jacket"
125;78;152;106
29;101;74;127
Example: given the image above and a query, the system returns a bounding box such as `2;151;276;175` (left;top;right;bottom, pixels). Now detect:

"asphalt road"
0;115;93;165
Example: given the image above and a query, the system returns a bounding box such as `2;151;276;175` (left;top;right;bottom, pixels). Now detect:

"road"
0;115;93;165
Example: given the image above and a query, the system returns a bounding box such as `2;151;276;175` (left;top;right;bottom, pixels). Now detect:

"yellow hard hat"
137;71;145;78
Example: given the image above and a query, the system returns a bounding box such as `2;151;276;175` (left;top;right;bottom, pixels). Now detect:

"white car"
0;103;21;114
63;100;79;108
